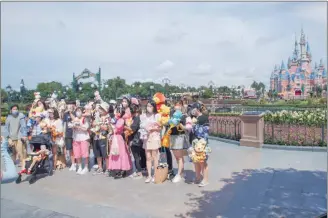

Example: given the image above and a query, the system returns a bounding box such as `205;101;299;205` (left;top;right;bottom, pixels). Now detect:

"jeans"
131;146;146;173
1;140;18;184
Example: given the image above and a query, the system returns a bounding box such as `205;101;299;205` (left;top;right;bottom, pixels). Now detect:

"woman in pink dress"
107;106;132;179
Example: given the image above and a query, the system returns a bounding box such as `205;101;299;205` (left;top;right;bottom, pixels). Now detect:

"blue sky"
1;2;327;90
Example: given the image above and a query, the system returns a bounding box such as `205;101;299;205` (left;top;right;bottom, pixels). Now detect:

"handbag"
154;147;168;184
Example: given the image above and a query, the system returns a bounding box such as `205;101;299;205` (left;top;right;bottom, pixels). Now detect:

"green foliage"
37;81;63;98
264;109;327;127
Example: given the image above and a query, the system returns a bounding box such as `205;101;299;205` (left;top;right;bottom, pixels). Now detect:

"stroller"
16;134;54;184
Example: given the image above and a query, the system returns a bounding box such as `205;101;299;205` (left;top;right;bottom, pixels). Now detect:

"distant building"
270;28;327;98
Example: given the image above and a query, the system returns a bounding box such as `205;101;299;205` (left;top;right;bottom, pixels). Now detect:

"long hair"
146;100;157;114
116;104;126;118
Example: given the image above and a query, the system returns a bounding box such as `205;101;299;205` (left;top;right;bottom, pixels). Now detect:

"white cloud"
1;2;326;89
191;63;213;75
156;60;175;72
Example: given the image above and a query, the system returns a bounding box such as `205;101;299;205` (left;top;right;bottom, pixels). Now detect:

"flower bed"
264;110;327;146
210;110;327;146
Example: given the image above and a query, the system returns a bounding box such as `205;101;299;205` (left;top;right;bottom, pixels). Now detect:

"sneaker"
69;164;77;171
80;167;88;175
145;176;152;183
193;178;201;184
129;172;138;178
92;168;104;175
198;181;209;187
76;167;83;175
172;174;183;183
93;165;99;169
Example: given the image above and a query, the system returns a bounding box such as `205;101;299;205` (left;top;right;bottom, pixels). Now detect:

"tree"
102;77;129;100
37;81;63;98
202;88;213;99
1;89;8;103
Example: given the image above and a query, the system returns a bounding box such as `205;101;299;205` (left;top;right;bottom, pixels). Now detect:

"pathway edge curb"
208;136;327;152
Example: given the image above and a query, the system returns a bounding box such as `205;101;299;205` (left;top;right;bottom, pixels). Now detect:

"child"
107;105;132;179
27;145;50;174
190;103;210;187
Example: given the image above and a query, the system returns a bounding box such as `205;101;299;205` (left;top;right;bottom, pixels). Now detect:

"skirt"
143;132;161;150
170;134;189;150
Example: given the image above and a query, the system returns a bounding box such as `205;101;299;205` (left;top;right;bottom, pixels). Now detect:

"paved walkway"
1;140;327;218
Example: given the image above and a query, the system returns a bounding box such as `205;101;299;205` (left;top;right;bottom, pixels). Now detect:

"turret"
287;57;291;68
319;59;324;67
315;62;318;69
292;34;299;61
280;60;286;70
299;27;307;60
306;40;312;60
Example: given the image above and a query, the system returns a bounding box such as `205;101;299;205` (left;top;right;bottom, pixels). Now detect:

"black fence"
209;116;242;141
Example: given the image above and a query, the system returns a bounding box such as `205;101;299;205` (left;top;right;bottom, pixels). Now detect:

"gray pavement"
1;138;327;218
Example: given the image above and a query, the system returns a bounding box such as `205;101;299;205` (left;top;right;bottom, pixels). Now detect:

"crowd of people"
1;91;211;187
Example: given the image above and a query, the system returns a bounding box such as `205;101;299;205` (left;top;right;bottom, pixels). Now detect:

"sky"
1;2;327;91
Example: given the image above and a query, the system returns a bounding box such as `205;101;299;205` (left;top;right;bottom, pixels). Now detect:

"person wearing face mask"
45;108;64;170
169;102;190;183
140;101;162;183
63;102;77;171
92;102;110;175
4;105;28;172
72;107;90;175
107;105;132;179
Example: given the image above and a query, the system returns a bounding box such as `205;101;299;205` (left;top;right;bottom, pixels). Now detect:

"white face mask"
76;111;82;117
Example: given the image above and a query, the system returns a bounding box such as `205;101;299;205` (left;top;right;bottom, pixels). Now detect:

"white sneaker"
172;174;182;183
69;164;77;171
145;176;152;183
80;167;88;175
76;167;83;174
93;165;99;169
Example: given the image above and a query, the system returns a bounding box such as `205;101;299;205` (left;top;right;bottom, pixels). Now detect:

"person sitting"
27;145;50;174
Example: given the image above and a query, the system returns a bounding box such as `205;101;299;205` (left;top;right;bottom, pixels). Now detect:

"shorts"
170;134;189;150
8;138;27;160
65;138;73;151
73;141;89;159
93;139;107;158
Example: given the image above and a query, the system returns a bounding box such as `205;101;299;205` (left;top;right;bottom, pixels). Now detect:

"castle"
270;28;327;98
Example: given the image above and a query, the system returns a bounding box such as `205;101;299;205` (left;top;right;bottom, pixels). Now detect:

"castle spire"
281;60;286;70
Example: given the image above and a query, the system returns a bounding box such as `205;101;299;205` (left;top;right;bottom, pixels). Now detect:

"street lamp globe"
91;84;95;88
105;84;108;88
79;87;82;91
66;86;69;91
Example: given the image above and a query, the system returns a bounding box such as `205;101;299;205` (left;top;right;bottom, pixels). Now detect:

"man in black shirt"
63;101;76;171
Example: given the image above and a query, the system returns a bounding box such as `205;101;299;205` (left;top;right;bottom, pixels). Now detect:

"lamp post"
150;85;154;98
20;80;25;103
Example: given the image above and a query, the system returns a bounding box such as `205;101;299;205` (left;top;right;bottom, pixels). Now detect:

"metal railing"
209;116;242;141
264;123;327;147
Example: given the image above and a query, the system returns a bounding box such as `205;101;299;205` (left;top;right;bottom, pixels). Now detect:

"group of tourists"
1;90;211;187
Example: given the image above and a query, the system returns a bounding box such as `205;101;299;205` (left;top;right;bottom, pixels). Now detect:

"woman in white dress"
139;101;161;183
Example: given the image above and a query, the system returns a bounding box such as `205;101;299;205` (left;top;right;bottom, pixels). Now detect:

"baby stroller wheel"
15;174;22;184
29;175;37;184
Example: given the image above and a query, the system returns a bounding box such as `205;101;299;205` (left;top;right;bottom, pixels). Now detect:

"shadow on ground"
176;168;327;218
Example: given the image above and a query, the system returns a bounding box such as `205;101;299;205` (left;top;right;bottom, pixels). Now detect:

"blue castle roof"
323;69;327;78
280;60;286;70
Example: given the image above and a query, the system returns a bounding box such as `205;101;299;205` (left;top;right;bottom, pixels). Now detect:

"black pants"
159;147;173;171
131;146;146;172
